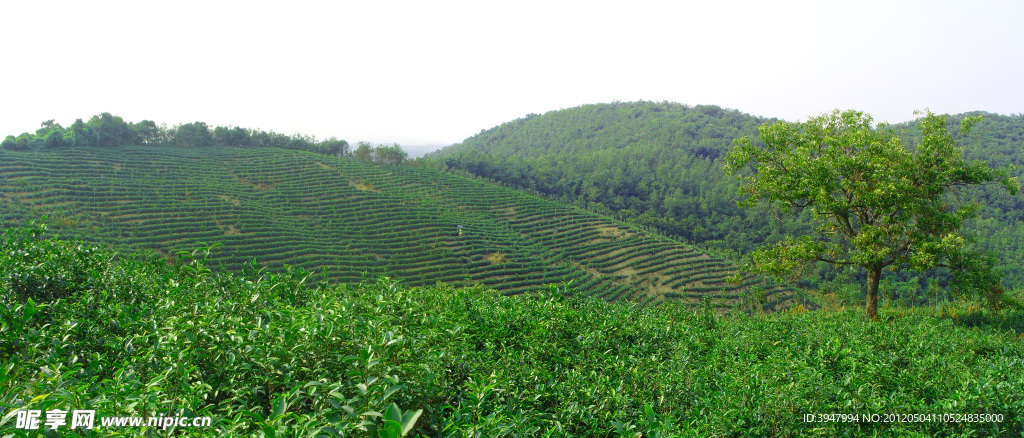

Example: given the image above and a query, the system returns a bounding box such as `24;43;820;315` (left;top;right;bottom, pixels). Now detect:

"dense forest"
430;102;801;253
428;101;1024;294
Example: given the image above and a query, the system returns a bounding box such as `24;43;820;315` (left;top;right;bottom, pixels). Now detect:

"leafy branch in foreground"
725;109;1019;320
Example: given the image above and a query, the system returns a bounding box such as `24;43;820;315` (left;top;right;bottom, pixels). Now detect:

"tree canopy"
353;141;408;165
430;101;775;248
0;113;386;161
427;102;1024;295
724;109;1019;319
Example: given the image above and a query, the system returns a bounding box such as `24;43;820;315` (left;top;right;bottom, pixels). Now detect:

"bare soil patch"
595;225;634;239
237;176;274;191
217;195;242;206
350;180;379;192
485;252;510;265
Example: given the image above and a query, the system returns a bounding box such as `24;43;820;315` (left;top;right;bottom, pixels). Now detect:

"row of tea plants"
0;146;794;308
3;222;1023;436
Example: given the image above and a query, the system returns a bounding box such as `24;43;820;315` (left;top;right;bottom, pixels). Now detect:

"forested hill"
927;111;1024;289
428;102;1024;290
436;101;772;163
429;102;790;258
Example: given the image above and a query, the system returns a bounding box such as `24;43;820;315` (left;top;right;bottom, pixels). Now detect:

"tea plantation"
2;224;1023;436
0;146;797;310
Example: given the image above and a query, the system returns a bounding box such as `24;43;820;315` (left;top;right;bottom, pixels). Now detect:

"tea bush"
2;224;1023;436
0;146;796;309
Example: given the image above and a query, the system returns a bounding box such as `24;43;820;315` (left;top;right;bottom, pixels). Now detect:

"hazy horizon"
3;0;1023;146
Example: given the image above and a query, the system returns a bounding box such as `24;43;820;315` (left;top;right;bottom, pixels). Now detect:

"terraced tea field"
0;146;799;310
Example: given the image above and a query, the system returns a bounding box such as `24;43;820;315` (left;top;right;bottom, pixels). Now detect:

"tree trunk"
866;265;881;321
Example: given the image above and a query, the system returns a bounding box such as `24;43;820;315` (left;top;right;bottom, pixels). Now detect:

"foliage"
0;221;108;303
354;142;410;165
2;223;1023;436
427;101;1024;295
0;145;788;309
428;101;783;252
724;110;1019;319
0;113;361;159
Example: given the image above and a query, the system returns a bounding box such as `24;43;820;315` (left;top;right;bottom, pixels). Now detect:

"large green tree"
724;110;1018;320
170;122;214;148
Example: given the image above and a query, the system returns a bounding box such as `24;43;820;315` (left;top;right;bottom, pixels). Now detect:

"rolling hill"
429;101;1024;291
0;145;801;310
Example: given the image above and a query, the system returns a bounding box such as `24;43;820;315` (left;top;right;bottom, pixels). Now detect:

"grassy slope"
2;225;1023;437
0;145;796;310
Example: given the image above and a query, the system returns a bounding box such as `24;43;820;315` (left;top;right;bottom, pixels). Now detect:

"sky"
2;0;1023;155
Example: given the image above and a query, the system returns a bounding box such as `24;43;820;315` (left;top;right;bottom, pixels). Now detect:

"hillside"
429;101;777;251
0;145;799;310
428;101;1024;291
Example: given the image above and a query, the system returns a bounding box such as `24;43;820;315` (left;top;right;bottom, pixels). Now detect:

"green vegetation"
725;110;1019;320
0;113;349;157
428;101;1024;296
1;113;409;166
3;223;1023;436
429;101;777;253
3;105;1022;435
353;142;409;165
0;142;791;310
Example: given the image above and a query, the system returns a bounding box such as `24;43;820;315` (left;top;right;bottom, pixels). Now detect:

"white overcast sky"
2;0;1023;152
